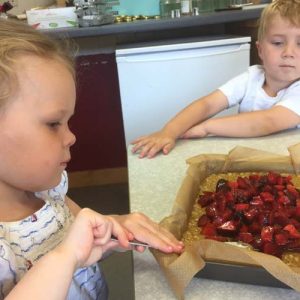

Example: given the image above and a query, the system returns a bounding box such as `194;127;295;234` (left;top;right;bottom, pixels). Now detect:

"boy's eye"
271;41;283;46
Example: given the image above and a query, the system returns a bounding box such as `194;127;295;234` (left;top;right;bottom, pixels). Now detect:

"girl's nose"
65;126;76;147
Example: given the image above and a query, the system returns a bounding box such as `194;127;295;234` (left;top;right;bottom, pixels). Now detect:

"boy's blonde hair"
257;0;300;41
0;19;75;108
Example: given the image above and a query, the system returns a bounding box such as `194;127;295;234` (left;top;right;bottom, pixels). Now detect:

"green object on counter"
113;0;160;16
214;0;231;9
160;0;181;18
192;0;214;12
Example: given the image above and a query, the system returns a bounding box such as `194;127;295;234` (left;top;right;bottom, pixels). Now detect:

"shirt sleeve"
218;70;250;107
275;81;300;116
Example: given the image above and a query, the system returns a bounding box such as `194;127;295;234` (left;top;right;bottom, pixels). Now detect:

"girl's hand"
111;213;184;254
131;131;176;159
57;208;131;269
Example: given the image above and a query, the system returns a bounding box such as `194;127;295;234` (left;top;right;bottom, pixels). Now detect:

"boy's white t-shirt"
0;171;108;300
218;64;300;118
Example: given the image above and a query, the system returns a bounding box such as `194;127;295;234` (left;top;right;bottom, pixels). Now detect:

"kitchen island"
128;129;300;300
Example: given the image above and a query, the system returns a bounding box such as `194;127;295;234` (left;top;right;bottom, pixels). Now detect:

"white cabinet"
116;36;251;145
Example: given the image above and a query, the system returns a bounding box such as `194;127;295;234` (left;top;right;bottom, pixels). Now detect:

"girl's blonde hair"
0;19;75;108
257;0;300;41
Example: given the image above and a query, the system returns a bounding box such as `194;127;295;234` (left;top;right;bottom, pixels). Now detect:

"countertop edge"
43;8;263;39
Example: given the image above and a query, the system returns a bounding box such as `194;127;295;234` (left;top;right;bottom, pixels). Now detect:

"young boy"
132;0;300;158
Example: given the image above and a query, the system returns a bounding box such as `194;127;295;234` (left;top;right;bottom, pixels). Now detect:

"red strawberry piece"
197;214;210;227
263;242;283;257
248;221;261;234
239;232;254;243
261;226;274;242
277;195;290;205
260;192;274;202
273;211;289;226
289;218;300;230
221;209;233;221
274;185;285;191
286;184;299;201
237;176;251;189
267;172;277;185
275;232;289;246
295;207;300;218
212;216;227;227
235;203;250;212
250;236;263;250
198;192;214;207
244;208;259;222
262;185;273;193
216;220;238;236
239;224;249;233
224;191;234;203
250;196;264;207
287;239;300;250
216;179;230;192
201;223;216;237
205;205;218;218
228;181;238;189
283;224;300;239
216;195;227;212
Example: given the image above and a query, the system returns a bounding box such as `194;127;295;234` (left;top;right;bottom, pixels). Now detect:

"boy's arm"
131;90;229;158
184;105;300;138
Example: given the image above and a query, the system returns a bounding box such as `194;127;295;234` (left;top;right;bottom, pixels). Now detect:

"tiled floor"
68;183;135;300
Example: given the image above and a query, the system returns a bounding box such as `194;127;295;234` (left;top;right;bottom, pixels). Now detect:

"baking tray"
196;260;290;289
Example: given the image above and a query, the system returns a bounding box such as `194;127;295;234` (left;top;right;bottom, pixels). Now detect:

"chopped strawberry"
235;203;249;212
261;226;274;242
260;192;274;202
283;224;300;239
239;232;253;243
275;232;289;246
201;223;216;237
216;220;238;237
197;214;210;227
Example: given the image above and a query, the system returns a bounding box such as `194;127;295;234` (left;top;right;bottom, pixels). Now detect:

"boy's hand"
131;131;176;158
111;213;184;254
180;123;208;139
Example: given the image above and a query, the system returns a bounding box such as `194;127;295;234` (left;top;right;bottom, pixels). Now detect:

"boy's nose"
282;44;295;58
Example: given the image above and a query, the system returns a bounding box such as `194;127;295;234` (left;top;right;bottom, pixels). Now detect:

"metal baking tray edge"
195;261;290;289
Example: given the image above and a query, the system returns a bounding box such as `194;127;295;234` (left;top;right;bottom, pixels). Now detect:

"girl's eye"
47;122;61;129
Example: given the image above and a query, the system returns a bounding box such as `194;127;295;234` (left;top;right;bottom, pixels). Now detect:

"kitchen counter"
128;129;300;300
44;6;265;44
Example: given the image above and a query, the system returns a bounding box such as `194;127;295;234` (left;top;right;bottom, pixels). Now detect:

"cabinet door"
67;53;127;172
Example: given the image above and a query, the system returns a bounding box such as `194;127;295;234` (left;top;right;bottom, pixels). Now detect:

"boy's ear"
256;41;263;61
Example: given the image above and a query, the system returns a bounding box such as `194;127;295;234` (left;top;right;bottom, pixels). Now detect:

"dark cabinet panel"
67;53;127;172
